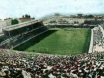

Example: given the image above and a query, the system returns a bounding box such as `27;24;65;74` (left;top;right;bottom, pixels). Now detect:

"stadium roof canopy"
3;19;42;31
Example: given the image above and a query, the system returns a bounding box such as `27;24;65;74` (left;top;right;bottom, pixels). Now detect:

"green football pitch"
14;28;91;55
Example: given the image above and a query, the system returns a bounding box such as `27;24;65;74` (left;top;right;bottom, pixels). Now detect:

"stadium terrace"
0;14;104;77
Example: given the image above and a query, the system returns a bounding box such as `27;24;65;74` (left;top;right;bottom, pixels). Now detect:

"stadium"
0;15;104;78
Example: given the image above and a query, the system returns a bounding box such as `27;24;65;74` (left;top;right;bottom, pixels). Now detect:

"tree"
85;15;94;18
11;19;19;25
25;14;31;18
21;14;31;18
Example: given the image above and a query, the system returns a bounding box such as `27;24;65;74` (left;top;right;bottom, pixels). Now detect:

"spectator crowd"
0;49;103;78
93;26;104;52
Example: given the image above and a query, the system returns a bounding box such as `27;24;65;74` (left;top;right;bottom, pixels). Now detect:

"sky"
0;0;104;19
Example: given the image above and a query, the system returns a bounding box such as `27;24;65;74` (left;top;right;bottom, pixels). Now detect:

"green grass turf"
14;28;91;55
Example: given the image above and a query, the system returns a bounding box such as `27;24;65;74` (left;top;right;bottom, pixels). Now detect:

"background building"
18;18;34;23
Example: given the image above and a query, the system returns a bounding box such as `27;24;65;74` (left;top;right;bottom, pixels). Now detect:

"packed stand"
0;49;104;78
93;26;104;52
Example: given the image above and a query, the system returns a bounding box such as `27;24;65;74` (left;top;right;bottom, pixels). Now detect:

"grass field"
14;28;91;55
